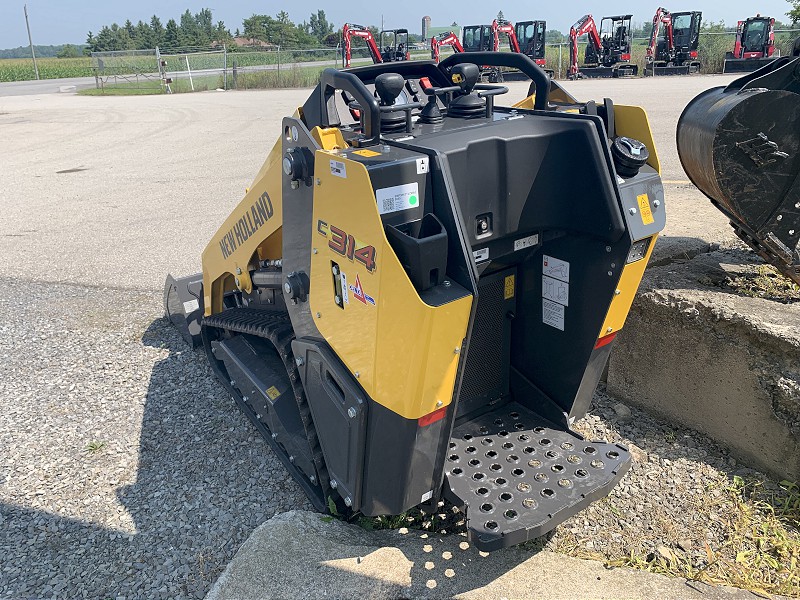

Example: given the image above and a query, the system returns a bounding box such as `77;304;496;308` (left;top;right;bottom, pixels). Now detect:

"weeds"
84;440;107;454
721;265;800;304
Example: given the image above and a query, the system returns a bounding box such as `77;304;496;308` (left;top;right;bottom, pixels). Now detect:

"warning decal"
348;274;376;306
542;275;569;306
330;159;347;178
376;182;420;215
542;299;565;331
266;386;281;400
543;255;570;283
504;275;515;300
637;193;654;225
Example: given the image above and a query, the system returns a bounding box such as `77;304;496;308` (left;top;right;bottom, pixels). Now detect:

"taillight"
621;54;631;60
690;50;698;58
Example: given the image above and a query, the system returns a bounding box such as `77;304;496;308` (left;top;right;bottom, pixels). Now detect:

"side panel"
309;152;472;421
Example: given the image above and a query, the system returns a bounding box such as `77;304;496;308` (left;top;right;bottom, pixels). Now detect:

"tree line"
85;8;339;53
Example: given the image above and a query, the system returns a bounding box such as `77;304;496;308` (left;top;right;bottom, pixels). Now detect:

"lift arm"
647;7;674;62
343;23;382;68
493;19;521;53
569;15;601;76
431;31;464;62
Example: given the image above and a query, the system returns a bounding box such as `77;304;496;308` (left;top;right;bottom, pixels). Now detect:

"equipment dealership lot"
2;74;788;599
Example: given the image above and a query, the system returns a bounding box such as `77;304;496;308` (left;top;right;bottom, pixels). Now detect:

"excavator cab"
462;25;493;52
515;20;547;62
380;29;410;62
671;11;702;71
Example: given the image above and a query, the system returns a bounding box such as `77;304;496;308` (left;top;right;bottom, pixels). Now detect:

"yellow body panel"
202;135;284;315
310;152;472;420
599;235;658;337
613;104;661;174
310;126;347;151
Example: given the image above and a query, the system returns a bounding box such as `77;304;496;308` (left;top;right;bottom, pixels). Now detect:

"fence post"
233;61;238;89
558;44;562;79
277;45;281;87
223;44;228;90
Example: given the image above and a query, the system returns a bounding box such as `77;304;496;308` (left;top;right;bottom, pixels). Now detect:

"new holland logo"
348;274;376;306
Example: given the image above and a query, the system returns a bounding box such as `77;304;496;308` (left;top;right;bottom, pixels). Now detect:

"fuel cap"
611;136;650;178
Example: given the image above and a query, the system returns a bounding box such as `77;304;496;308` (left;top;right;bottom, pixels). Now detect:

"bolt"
316;178;321;185
283;282;292;294
611;263;616;268
272;432;278;439
606;246;612;252
454;347;460;354
313;248;318;254
607;327;613;333
295;357;304;367
332;265;340;275
629;207;637;215
335;295;341;305
608;271;613;276
344;496;353;507
309;475;317;483
316;312;321;318
354;371;360;378
330;479;338;489
615;289;621;296
291;180;299;190
436;400;443;408
348;407;357;418
243;396;249;401
230;380;236;386
653;200;660;208
443;280;451;287
289;455;295;463
236;267;242;275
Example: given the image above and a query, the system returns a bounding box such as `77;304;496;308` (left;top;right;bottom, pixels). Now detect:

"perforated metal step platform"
443;402;631;551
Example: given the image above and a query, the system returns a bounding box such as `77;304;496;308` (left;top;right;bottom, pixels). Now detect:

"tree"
497;11;505;23
164;19;180;50
150;15;165;48
56;44;81;58
789;0;800;25
308;10;334;43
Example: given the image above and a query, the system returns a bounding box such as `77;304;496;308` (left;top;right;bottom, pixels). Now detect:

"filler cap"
611;136;649;178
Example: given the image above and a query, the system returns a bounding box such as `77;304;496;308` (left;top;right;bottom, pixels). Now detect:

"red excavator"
644;8;702;76
723;15;775;73
342;23;409;68
432;20;552;76
569;14;638;79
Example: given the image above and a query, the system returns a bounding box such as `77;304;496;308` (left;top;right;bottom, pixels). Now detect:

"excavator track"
202;307;330;512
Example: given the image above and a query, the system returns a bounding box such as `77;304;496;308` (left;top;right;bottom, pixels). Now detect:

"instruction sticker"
542;299;565;331
543;255;570;283
376;182;420;215
340;271;349;305
514;233;539;252
542;275;569;306
266;386;281;400
473;248;489;263
637;193;654;225
416;157;429;174
330;159;347;178
352;149;381;158
183;299;200;314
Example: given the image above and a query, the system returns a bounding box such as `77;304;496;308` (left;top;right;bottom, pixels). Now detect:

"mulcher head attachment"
677;56;800;285
163;273;204;347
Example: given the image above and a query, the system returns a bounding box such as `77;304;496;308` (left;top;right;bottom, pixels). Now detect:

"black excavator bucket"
677;56;800;285
163;273;204;347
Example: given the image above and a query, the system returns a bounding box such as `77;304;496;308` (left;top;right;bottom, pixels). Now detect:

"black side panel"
293;339;367;512
511;237;629;420
359;401;449;516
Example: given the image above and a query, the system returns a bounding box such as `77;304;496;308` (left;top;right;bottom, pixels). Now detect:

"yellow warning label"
637;194;654;225
266;386;280;400
504;275;515;300
451;73;464;84
352;149;381;158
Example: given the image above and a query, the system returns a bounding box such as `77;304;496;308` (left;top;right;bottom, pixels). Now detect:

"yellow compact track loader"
165;52;665;551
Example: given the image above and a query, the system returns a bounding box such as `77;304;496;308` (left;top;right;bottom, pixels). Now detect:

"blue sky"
1;0;796;47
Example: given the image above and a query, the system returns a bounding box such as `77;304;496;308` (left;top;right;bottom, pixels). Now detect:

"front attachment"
163;273;204;347
444;402;630;552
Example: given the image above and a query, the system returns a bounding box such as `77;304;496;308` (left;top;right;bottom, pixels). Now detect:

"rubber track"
203;307;330;511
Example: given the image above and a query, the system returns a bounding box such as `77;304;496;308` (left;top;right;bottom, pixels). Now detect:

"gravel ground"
0;278;311;599
1;275;796;598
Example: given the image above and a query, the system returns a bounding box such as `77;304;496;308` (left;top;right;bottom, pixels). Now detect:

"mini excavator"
165;52;666;551
569;14;638;79
644;8;702;76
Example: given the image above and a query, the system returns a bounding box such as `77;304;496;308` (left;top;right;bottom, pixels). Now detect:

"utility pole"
24;4;40;80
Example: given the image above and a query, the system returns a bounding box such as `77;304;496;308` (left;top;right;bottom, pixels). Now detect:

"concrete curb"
206;510;755;600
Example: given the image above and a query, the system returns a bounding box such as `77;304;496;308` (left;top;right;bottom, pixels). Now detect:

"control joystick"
448;63;486;119
374;72;407;132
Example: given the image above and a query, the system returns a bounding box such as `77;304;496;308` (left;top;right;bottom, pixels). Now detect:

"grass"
0;56;93;82
84;440;107;454
606;476;800;597
721;264;800;304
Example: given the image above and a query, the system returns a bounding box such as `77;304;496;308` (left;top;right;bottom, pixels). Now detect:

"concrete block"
608;249;800;481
